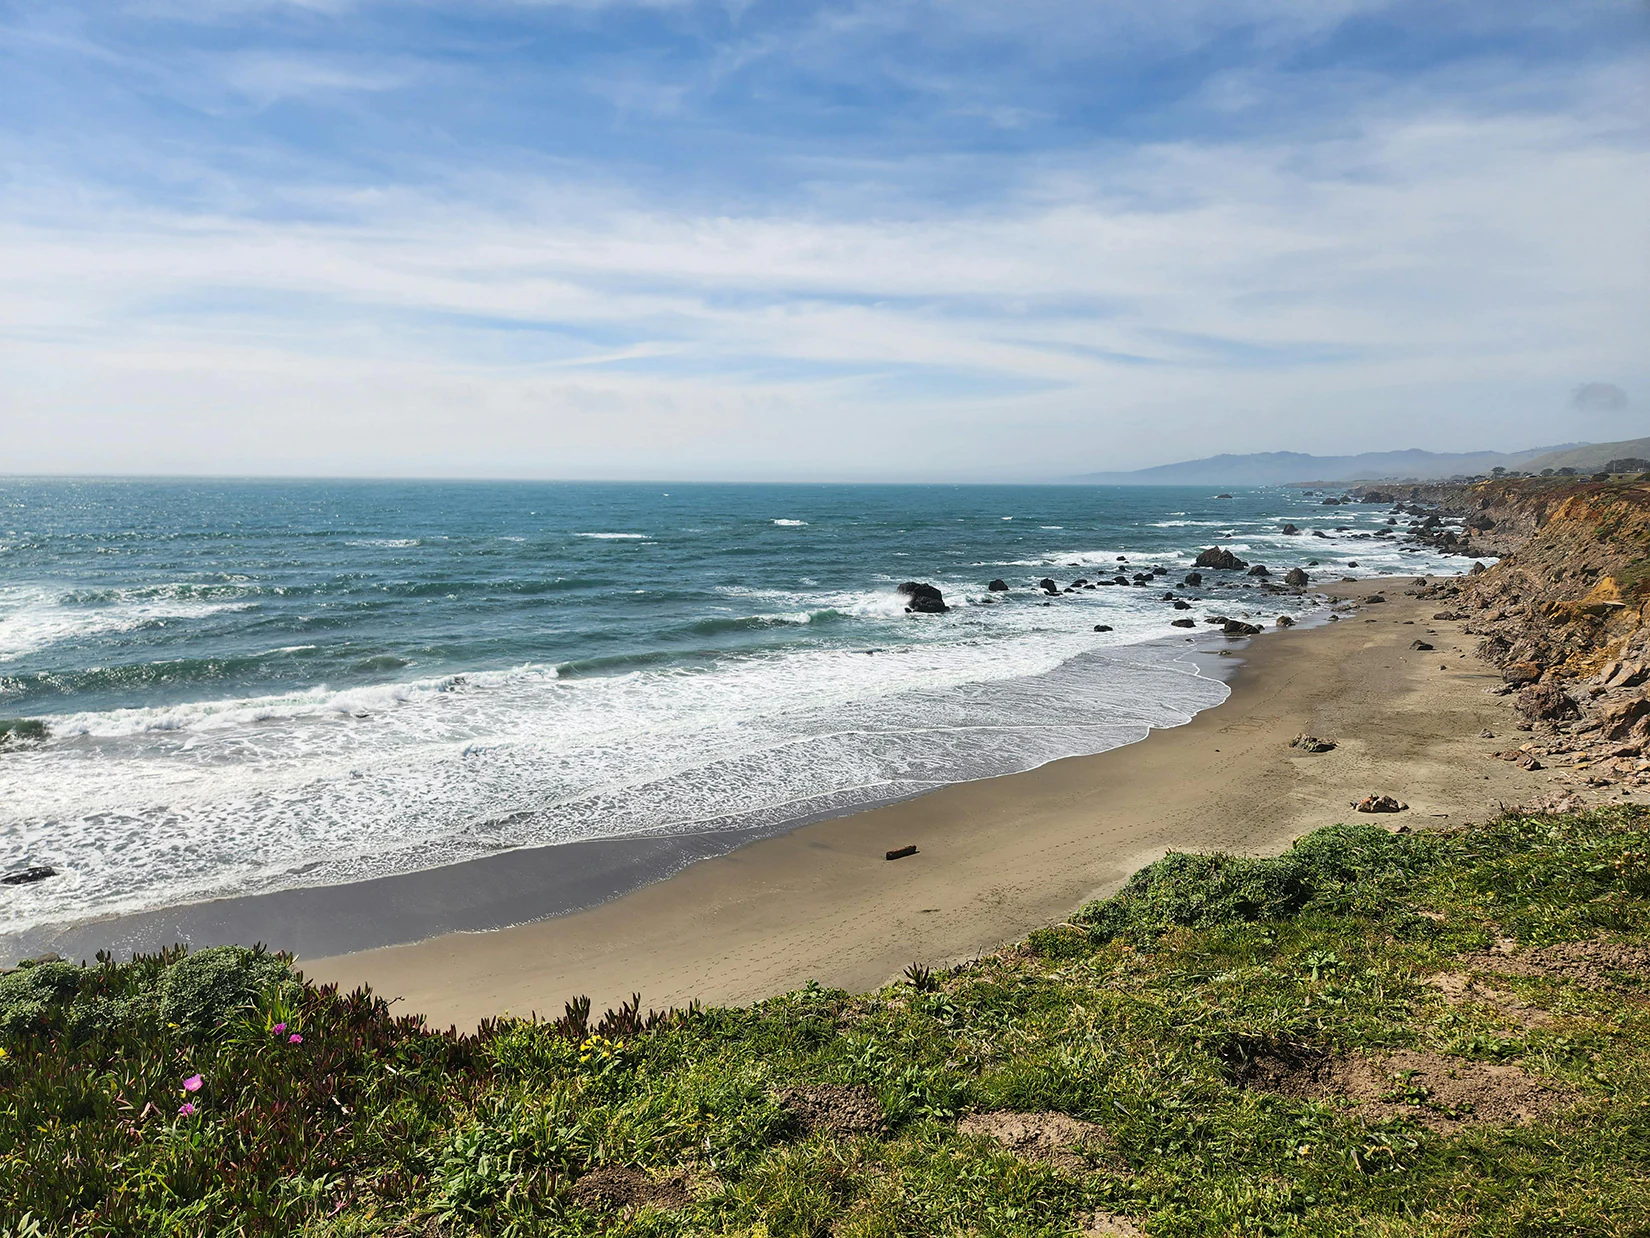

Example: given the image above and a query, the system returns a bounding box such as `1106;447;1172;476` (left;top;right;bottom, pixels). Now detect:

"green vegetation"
4;809;1649;1236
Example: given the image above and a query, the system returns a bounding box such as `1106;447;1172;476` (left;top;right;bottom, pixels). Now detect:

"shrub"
156;945;293;1036
0;961;81;1034
1078;822;1424;943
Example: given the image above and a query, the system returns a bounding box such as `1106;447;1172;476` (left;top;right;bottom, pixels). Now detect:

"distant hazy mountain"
1066;444;1588;486
1521;437;1650;474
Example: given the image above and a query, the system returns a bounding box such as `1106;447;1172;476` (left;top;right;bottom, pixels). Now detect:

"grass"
3;808;1649;1236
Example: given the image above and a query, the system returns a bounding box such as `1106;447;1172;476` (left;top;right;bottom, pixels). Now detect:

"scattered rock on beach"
1515;683;1578;722
1284;568;1309;587
1290;734;1336;753
1223;620;1262;636
1275;615;1295;627
1353;794;1407;813
898;582;949;613
1410;639;1435;651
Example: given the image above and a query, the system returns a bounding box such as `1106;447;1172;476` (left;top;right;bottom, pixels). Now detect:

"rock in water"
1284;568;1309;586
2;865;57;885
1171;618;1196;628
1093;624;1113;632
1039;577;1059;594
1248;564;1270;577
898;582;948;613
987;579;1009;592
1182;572;1203;587
1223;620;1262;636
1275;615;1295;627
1195;547;1249;571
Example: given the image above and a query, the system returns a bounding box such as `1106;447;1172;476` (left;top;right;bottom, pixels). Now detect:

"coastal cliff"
1395;477;1650;803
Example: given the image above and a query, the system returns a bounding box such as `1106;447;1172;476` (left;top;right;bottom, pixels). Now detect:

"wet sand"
305;579;1556;1028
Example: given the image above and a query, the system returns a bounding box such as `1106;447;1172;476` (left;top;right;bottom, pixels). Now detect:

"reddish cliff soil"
1410;478;1650;802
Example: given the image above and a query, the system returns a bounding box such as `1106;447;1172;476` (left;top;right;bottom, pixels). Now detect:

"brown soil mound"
1471;941;1650;990
956;1110;1111;1172
1238;1048;1567;1130
567;1165;691;1214
776;1084;886;1138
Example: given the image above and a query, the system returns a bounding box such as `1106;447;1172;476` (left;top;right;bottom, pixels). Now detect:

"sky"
1;0;1646;481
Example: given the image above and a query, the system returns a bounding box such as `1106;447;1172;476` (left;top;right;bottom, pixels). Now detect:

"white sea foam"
771;519;808;526
344;538;420;548
575;532;650;540
0;585;256;663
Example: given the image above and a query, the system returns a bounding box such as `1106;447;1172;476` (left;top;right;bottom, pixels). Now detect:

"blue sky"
2;0;1646;479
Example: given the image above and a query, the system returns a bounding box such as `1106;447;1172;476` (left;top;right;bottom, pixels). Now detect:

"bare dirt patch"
1427;971;1554;1028
776;1084;886;1139
1081;1213;1147;1237
1467;940;1650;991
1237;1048;1568;1130
956;1110;1112;1172
567;1165;691;1215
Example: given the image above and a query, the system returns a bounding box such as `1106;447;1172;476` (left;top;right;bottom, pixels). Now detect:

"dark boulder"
1275;615;1295;627
1248;564;1269;577
1515;683;1578;722
1409;639;1434;651
1172;600;1192;610
1223;620;1262;636
1171;618;1197;628
1281;523;1299;535
1;865;57;886
898;582;948;614
1039;578;1058;593
1093;624;1113;633
987;579;1009;592
1194;547;1249;571
1182;572;1203;587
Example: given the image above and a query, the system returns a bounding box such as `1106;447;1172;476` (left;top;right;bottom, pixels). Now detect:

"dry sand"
305;580;1559;1029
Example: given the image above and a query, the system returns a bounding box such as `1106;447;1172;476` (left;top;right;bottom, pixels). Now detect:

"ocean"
0;479;1466;943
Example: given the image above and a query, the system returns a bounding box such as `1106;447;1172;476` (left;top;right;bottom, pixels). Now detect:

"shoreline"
300;576;1573;1028
3;633;1238;966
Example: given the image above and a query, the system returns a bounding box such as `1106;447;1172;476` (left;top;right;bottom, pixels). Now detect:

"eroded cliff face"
1415;478;1650;799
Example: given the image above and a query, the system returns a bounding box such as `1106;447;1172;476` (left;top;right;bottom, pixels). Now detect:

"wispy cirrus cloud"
0;0;1645;478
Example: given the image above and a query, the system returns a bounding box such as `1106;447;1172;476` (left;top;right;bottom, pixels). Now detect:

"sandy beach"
304;577;1566;1028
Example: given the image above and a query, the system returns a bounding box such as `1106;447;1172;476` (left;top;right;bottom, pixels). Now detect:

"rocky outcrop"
1284;568;1309;587
1223;620;1262;637
1408;477;1650;796
898;582;949;613
1195;547;1248;571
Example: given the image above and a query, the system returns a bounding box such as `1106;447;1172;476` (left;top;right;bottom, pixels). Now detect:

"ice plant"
177;1102;196;1118
182;1074;203;1094
272;1023;286;1035
288;1033;303;1044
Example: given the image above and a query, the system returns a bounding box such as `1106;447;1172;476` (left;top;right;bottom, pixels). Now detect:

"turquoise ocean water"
0;480;1466;937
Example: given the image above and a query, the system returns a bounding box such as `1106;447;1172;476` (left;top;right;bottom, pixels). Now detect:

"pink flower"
288;1033;303;1044
178;1102;196;1117
182;1074;203;1093
272;1023;286;1035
